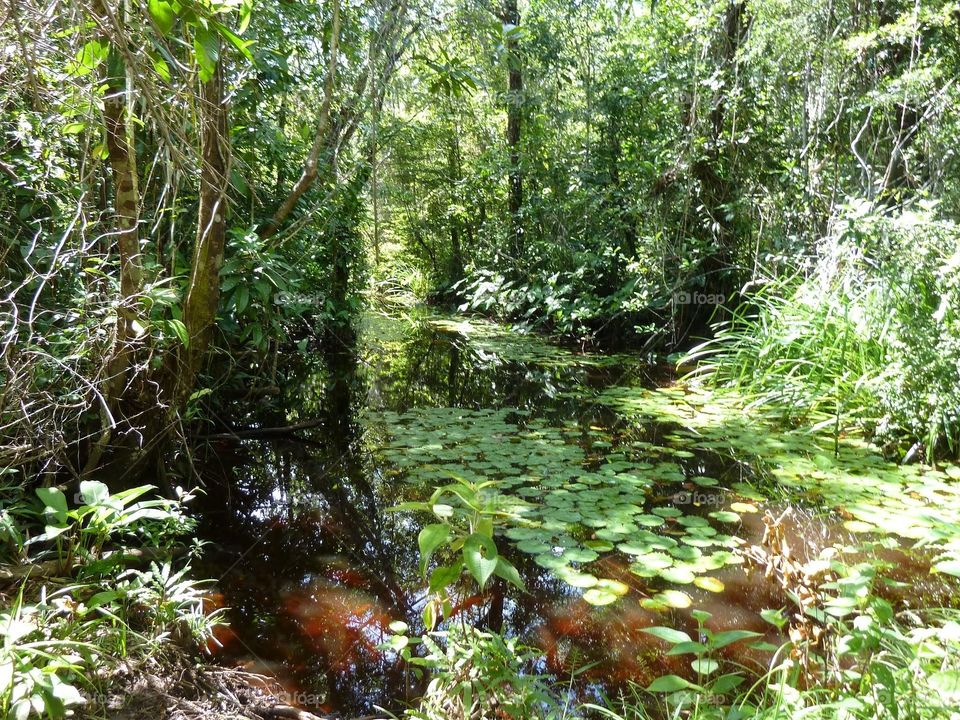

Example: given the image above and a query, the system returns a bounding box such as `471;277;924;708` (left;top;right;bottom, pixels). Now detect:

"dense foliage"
3;0;960;717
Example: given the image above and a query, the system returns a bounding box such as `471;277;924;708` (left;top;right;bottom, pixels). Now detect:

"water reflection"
195;315;946;717
197;339;423;714
196;317;767;715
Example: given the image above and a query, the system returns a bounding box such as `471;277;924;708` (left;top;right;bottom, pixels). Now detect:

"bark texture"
175;61;230;407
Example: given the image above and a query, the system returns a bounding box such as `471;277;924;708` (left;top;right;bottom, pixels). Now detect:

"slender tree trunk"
606;113;636;258
447;132;464;290
876;0;920;203
98;5;144;410
174;60;230;408
503;0;523;262
259;0;340;241
692;0;749;302
103;92;143;312
371;131;381;267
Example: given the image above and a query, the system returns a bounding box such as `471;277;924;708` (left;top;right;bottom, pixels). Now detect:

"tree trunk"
876;0;920;203
259;0;340;242
503;0;523;262
103;93;143;309
99;13;144;410
692;0;749;302
174;60;230;408
447;132;464;290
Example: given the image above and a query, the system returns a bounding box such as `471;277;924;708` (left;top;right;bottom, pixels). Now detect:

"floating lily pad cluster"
369;408;584;486
602;385;960;577
368;404;749;604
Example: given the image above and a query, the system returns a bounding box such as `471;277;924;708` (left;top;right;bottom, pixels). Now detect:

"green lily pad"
658;566;696;584
583;588;619;606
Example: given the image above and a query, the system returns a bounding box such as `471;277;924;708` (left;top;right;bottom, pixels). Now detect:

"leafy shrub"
0;483;219;719
404;625;561;720
455;252;665;342
688;202;960;458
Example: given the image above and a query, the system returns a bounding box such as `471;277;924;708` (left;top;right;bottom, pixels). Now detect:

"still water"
194;313;949;717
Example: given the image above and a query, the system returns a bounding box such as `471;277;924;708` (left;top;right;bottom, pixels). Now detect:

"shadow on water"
194;314;955;717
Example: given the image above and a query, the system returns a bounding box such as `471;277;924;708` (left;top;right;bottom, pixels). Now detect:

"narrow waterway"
194;312;956;717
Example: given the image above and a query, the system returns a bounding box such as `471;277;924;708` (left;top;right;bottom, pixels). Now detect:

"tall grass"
685;203;960;459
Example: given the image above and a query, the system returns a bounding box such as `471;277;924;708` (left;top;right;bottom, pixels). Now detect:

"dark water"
193;313;949;717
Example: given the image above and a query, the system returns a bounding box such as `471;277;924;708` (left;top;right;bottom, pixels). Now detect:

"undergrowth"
0;481;220;719
685;203;960;460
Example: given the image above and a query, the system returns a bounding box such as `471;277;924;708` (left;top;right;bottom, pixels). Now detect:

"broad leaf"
463;533;498;589
647;675;694;692
79;480;109;507
417;524;449;576
148;0;177;35
36;487;68;525
641;626;692;645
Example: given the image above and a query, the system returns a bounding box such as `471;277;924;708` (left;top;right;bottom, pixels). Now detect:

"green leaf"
711;673;745;695
428;563;462;593
88;590;124;608
238;0;252;35
36;487;68;525
641;626;692;645
213;21;254;62
691;658;719;675
656;590;692;608
421;601;437;631
933;560;960;577
167;319;189;347
647;675;694;692
708;511;741;523
710;630;763;649
233;285;249;314
693;576;725;593
432;503;454;518
148;0;177;34
463;533;498;589
193;25;220;82
66;40;107;77
929;670;960;699
582;588;618;606
40;524;71;541
79;480;109;507
384;634;408;651
417;524;450;576
152;55;171;82
493;557;527;592
665;640;707;656
760;607;788;628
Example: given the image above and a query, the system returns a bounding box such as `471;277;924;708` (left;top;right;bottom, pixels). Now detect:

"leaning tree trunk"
258;0;340;242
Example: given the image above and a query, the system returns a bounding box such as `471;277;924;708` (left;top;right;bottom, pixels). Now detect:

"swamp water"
194;313;960;716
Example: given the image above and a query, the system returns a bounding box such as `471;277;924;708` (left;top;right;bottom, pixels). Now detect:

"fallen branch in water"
198;418;325;441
